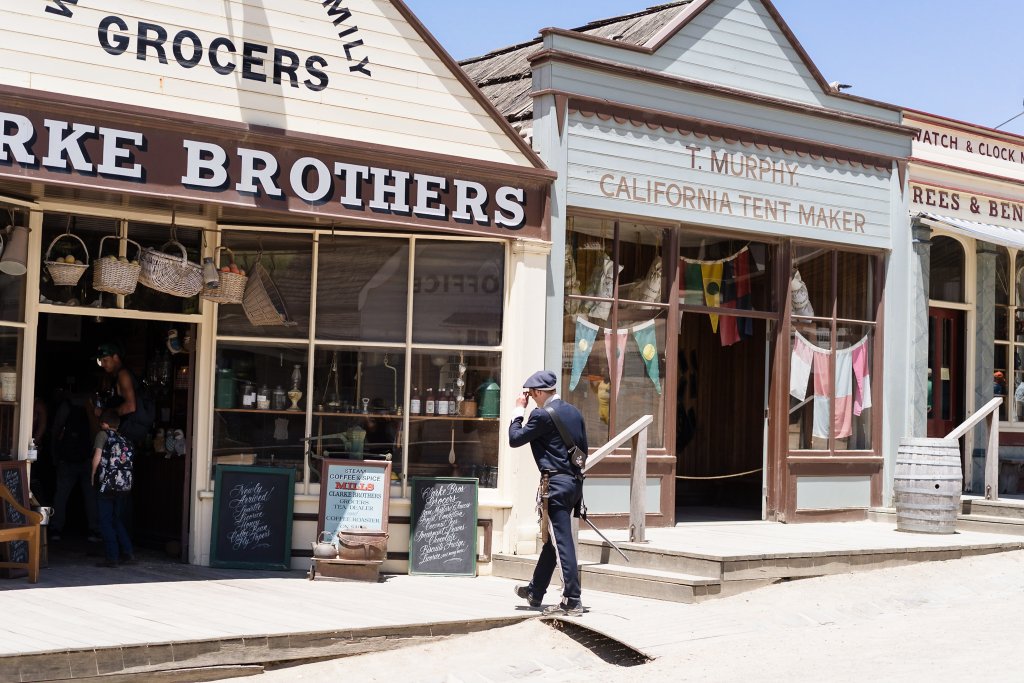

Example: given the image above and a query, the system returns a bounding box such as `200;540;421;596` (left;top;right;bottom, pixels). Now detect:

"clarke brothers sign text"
0;94;544;239
44;0;372;86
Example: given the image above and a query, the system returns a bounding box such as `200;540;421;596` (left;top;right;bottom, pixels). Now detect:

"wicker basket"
201;246;247;305
44;233;90;286
243;258;296;327
92;236;142;296
139;240;203;298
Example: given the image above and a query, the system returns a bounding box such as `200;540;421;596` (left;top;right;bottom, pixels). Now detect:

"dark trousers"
51;460;98;535
97;492;134;562
530;474;583;605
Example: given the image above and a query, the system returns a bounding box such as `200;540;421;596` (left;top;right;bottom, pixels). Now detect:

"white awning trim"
917;212;1024;250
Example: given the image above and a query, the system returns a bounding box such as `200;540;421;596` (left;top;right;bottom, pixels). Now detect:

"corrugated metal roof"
460;2;693;139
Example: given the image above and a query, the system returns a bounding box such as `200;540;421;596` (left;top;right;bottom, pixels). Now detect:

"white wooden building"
0;1;554;570
465;0;916;527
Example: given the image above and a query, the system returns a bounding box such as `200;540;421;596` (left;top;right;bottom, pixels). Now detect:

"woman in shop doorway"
94;342;153;447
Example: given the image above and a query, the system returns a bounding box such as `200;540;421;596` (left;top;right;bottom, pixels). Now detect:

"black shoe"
95;559;119;568
542;600;584;617
119;554;137;565
514;585;542;609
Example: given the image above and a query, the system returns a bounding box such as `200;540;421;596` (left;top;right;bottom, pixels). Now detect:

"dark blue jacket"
508;398;588;477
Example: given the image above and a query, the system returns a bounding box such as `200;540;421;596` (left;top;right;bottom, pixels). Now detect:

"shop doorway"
33;313;195;564
675;312;768;521
927;307;966;440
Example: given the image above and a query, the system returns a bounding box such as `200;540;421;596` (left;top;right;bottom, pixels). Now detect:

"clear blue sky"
405;0;1024;136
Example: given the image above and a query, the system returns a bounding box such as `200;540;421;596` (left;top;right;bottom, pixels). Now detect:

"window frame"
211;226;509;497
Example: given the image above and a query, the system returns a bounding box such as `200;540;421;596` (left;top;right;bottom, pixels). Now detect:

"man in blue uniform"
508;370;587;616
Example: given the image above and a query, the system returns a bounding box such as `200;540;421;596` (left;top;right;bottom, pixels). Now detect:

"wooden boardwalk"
2;520;1023;681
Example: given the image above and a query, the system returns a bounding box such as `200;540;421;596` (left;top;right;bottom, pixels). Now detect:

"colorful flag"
701;261;723;332
605;327;628;397
632;320;662;394
569;317;599;390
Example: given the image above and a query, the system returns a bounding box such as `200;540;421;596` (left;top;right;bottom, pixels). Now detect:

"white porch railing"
945;396;1002;500
583;414;654;542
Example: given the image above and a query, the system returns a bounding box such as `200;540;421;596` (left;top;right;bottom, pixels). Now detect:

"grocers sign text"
44;0;373;85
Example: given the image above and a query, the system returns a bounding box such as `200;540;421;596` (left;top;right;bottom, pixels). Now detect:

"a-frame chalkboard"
0;460;30;579
210;465;295;570
409;477;477;577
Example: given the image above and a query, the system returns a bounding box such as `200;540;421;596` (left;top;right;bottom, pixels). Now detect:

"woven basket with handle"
201;246;247;305
242;255;296;326
92;236;142;296
139;239;202;298
44;233;90;286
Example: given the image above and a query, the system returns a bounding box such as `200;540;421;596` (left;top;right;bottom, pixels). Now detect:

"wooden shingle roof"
460;2;692;139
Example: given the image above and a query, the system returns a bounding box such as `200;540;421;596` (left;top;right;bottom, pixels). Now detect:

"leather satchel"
544;405;586;471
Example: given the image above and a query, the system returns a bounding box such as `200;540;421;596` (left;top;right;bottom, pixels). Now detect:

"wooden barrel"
894;438;962;534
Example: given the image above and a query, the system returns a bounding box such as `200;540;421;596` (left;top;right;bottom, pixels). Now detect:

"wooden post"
629;428;647;543
985;411;1000;501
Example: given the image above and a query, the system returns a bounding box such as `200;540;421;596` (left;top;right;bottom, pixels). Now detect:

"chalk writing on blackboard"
210;466;294;571
1;464;29;573
409;478;477;576
227;482;273;551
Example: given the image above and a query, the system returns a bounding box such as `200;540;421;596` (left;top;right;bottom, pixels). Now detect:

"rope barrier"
676;468;763;480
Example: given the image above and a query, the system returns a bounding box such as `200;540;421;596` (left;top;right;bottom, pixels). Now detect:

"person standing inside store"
508;370;587;616
94;342;152;447
48;389;100;543
91;409;135;568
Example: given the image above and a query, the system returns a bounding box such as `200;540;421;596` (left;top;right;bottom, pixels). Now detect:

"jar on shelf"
241;382;257;408
272;386;287;411
256;384;271;410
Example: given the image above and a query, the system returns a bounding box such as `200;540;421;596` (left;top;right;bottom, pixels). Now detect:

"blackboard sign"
409;477;477;577
211;465;295;570
318;458;391;539
1;461;29;579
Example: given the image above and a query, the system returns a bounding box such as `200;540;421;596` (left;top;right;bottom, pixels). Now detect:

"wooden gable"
3;1;539;166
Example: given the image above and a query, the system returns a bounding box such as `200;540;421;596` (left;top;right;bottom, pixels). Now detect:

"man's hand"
515;391;529;409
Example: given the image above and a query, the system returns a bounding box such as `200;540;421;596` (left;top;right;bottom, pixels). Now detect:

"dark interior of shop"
675;312;766;520
32;313;193;564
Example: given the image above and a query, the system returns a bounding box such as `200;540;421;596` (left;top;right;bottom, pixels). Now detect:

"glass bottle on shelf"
256;384;270;410
242;382;256;408
272;385;287;410
437;388;448;417
449;390;459;416
410;386;421;415
425;388;435;415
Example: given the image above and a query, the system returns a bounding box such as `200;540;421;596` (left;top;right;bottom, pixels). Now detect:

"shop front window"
39;213;204;315
995;247;1011;421
212;232;506;494
929;236;966;303
789;247;880;453
412;241;504;346
216;232;312;339
563;216;669;449
1001;250;1024;424
0;328;22;458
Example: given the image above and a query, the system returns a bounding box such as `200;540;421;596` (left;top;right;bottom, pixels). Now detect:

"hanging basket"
44;233;90;286
200;246;247;305
92;236;142;296
138;240;203;298
242;257;296;327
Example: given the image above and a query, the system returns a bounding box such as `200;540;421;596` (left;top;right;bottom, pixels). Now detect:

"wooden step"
962;498;1024;520
955;514;1024;535
576;538;722;577
492;554;740;603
